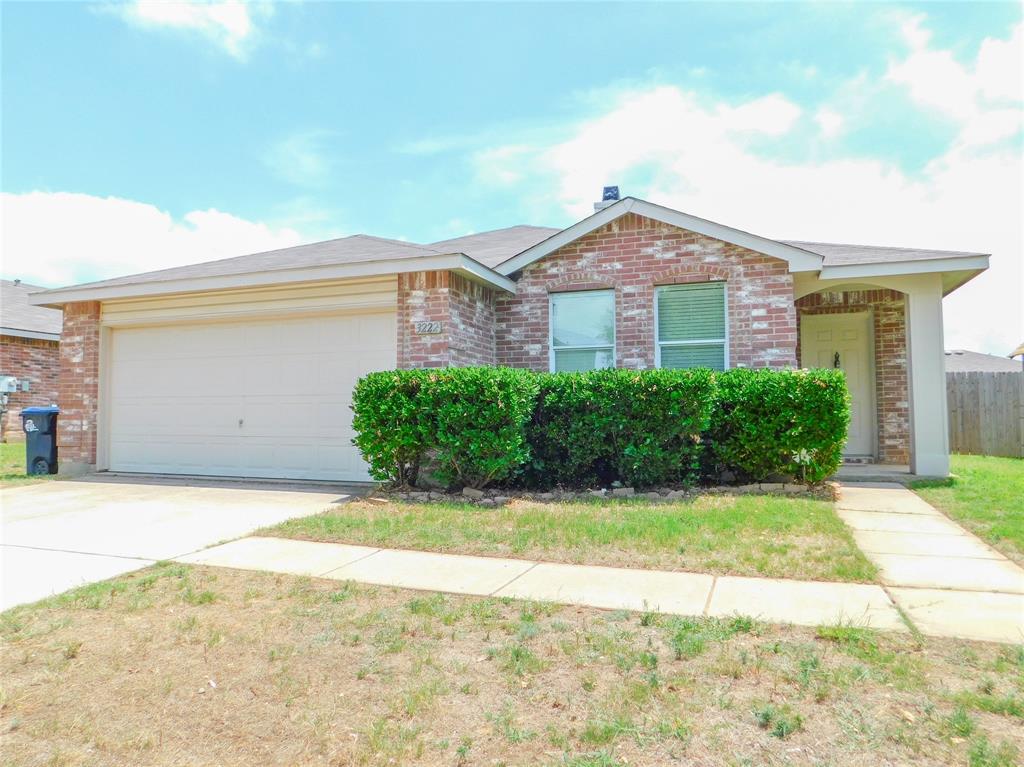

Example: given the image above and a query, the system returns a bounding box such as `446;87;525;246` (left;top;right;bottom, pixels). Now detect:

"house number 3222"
414;321;442;335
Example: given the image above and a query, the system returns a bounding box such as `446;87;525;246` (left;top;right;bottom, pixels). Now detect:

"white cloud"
814;107;844;138
264;131;334;187
0;192;303;288
473;19;1022;355
110;1;270;59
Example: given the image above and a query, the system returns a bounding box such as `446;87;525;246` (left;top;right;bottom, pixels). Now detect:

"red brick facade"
56;301;101;469
494;213;797;370
0;335;60;441
396;271;498;368
796;289;910;464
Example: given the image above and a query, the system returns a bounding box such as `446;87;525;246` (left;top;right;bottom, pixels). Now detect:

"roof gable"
495;198;824;276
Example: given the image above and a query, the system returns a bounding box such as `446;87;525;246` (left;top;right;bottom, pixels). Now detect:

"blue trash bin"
21;406;59;475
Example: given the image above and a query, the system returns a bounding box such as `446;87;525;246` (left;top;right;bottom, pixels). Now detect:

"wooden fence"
946;371;1024;458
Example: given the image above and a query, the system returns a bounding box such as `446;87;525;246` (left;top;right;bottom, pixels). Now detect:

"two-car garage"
99;278;397;482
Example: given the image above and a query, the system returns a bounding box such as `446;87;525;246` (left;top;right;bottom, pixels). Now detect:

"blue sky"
2;1;1021;353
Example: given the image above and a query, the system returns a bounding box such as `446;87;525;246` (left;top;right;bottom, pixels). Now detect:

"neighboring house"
944;349;1023;373
30;194;989;480
1;279;62;442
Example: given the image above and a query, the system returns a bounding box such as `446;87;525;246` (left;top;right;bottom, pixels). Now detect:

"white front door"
106;311;396;481
800;312;875;457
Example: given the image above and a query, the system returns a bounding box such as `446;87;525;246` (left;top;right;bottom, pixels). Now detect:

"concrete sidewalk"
179;536;906;632
837;482;1024;644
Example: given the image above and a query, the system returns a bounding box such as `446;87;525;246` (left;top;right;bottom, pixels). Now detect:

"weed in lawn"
968;735;1020;767
753;703;803;739
360;717;424;763
953;690;1024;718
61;641;82;660
398;677;447;718
487;701;536;743
580;714;636;745
664;615;754;660
181;585;217;606
494;642;546;677
945;705;976;737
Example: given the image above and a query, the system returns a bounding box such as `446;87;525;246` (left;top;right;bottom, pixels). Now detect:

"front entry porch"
795;272;951;477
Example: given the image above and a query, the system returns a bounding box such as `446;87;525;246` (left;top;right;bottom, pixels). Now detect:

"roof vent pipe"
594;186;620;212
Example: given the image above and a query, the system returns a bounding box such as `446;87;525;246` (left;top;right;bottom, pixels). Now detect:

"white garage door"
107;311;396;481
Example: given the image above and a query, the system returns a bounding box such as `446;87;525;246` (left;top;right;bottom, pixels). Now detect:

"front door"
800;312;875;457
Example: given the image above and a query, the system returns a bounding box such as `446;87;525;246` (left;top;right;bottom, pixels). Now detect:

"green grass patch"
268;493;877;582
913;455;1024;563
0;441;56;485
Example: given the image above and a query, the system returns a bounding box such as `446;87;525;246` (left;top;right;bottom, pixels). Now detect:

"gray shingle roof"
944;350;1022;373
782;241;988;267
53;234;447;292
430;225;560;268
29;204;990;302
1;280;63;338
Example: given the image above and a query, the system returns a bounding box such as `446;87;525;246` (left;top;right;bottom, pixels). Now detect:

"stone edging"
383;481;839;507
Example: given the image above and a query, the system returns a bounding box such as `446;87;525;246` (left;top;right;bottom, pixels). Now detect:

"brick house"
30;195;988;481
1;279;62;442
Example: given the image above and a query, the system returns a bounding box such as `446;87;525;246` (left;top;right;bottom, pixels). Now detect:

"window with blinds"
549;289;615;372
656;282;727;370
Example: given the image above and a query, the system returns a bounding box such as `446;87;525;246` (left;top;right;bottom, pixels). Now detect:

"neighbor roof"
944;349;1023;373
1;280;62;340
29;197;990;306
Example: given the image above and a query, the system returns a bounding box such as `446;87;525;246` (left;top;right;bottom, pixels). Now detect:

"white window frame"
654;281;730;370
548;289;616;373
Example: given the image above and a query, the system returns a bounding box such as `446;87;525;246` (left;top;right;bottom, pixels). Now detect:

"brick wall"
493;212;797;370
796;289;909;464
57;301;101;470
397;271;497;368
0;335;60;442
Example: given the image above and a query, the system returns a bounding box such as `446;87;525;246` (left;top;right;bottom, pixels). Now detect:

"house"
944;349;1023;373
1;279;62;441
30;194;989;481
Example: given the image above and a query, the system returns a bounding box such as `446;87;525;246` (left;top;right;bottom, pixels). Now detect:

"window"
549;289;615;372
656;282;727;370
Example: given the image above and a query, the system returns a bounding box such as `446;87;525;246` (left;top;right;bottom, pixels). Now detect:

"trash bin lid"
22;406;60;415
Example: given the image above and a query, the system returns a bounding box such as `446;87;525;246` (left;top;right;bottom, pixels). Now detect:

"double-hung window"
655;282;728;370
549;289;615;372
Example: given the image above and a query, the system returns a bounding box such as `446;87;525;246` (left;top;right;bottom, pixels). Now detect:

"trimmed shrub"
416;367;539;489
706;368;850;483
525;368;717;489
351;370;429;487
351;365;849;490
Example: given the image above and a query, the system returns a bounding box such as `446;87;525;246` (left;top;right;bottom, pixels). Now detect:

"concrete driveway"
0;475;357;611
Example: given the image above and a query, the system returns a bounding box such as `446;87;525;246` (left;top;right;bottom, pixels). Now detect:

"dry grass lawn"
268;494;878;583
2;563;1021;766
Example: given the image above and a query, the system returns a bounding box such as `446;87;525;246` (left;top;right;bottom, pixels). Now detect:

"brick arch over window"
546;272;617;293
494;216;798;371
650;263;732;285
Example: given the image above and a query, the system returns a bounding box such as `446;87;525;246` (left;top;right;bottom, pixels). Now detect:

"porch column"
905;276;949;476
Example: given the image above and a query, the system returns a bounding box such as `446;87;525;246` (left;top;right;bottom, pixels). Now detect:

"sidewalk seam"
317;548;383;578
702;576;717;616
0;543;157;563
488;562;540;596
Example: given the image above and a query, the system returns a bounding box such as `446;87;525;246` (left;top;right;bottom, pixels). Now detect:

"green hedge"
351;366;849;489
526;369;716;488
351;367;537;489
706;368;851;483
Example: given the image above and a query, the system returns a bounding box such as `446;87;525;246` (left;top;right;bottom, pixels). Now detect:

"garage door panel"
108;310;395;481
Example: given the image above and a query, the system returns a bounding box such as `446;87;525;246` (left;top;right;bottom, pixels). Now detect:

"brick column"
57;301;101;473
